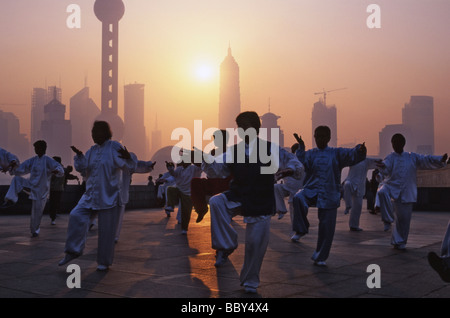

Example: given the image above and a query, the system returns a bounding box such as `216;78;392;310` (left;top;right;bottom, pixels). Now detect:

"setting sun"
194;63;214;81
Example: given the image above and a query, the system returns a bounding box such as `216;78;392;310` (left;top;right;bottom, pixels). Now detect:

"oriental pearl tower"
93;0;125;141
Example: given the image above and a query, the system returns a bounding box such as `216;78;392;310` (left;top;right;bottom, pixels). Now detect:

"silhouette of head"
236;111;261;143
391;133;406;154
33;140;47;157
314;126;331;149
92;121;112;145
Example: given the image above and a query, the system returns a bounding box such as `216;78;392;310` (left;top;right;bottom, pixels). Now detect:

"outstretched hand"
293;133;305;148
117;146;131;160
70;146;83;156
358;142;367;155
165;161;175;169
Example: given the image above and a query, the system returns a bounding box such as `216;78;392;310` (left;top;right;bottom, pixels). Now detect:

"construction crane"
314;88;347;107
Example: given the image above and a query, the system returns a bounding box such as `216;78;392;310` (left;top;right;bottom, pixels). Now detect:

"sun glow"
194;63;214;81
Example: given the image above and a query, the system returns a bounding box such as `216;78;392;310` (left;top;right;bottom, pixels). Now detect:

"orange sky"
1;0;450;156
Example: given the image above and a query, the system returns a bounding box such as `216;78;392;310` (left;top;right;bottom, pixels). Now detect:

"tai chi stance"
1;141;64;237
201;111;304;293
59;121;135;271
291;127;366;266
376;133;447;249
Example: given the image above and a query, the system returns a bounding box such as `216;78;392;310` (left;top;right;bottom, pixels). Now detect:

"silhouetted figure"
58;121;135;271
115;153;155;242
191;129;232;223
366;169;380;214
1;140;64;237
292;127;366;266
273;143;304;222
201;111;304;294
342;157;379;231
165;153;202;234
48;156;65;225
376;133;447;249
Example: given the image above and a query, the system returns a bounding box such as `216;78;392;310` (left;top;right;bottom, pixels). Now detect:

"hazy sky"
1;0;450;156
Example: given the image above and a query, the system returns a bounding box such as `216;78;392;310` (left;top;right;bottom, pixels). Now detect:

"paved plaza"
0;202;449;300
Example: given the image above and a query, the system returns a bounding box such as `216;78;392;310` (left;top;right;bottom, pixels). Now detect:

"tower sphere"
94;0;125;23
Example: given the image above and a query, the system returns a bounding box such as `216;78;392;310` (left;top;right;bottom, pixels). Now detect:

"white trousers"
343;181;364;228
377;186;413;246
209;193;271;289
64;205;120;266
5;176;47;234
274;184;295;224
115;204;126;240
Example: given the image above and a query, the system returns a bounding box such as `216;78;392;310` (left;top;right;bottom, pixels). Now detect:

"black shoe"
196;209;208;223
428;252;450;283
0;200;15;209
58;253;79;266
350;227;363;232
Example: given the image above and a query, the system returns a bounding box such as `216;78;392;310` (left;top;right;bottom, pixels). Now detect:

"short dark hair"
33;140;47;150
314;125;331;137
92;121;112;140
235;111;261;130
391;133;406;145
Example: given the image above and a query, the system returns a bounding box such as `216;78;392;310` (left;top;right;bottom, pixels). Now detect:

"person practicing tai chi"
376;133;447;250
342;157;380;231
291;127;366;266
191;129;232;223
201;111;304;294
58;121;136;271
115;153;156;242
1;140;64;237
273;143;304;222
164;152;202;234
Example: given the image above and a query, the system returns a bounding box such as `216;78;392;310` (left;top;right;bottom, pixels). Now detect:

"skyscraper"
69;86;101;151
311;100;337;147
151;113;162;157
41;88;72;165
378;95;435;158
93;0;125;141
218;45;241;130
402;96;434;155
30;87;48;143
123;83;147;159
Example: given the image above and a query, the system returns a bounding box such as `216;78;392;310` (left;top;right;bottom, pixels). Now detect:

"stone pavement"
0;202;449;300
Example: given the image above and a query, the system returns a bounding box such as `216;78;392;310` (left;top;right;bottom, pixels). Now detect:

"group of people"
1;111;450;293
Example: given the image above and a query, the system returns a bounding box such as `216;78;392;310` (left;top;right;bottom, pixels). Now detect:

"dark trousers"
49;190;63;221
190;177;231;214
166;187;194;231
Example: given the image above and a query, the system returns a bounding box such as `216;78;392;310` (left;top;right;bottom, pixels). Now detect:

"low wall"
0;184;157;215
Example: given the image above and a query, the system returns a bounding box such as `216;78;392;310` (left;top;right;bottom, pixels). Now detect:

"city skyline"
1;1;450;157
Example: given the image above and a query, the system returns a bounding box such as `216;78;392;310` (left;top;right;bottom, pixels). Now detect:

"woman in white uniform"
1;141;64;237
376;133;447;250
58;121;136;271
